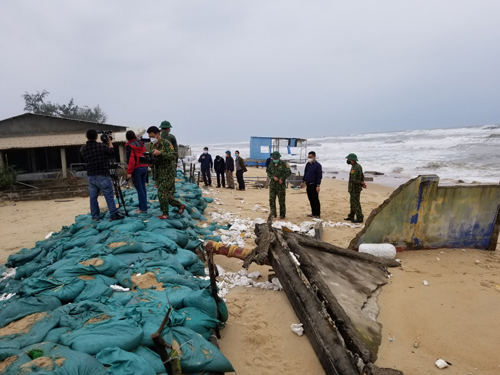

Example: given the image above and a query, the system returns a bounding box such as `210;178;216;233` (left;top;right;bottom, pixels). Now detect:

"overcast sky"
1;1;499;143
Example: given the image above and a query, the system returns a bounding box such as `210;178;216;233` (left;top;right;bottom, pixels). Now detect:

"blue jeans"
88;175;117;219
132;167;149;211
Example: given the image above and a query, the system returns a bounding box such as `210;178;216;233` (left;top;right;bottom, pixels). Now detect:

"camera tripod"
109;163;129;217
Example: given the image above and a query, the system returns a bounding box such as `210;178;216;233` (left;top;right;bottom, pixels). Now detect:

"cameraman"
147;126;186;219
125;130;148;213
80;129;124;221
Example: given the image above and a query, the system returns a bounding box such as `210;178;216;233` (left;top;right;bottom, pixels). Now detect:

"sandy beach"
1;168;499;374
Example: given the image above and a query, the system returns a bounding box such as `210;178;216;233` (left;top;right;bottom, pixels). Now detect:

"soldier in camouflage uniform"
147;126;185;219
266;151;292;219
160;121;179;161
344;153;366;223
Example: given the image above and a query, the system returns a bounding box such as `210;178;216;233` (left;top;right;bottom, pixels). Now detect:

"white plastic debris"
475;260;480;265
247;271;261;280
436;257;440;261
252;204;260;212
0;293;16;301
435;359;449;369
110;284;130;292
359;243;397;259
290;252;301;266
322;221;364;229
0;268;16;283
291;323;304;336
388;335;395;342
423;280;429;286
45;232;54;239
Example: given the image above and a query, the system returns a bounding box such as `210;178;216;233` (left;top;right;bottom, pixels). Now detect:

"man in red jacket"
125;130;149;213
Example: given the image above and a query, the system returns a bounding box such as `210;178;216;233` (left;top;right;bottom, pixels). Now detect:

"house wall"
349;175;500;251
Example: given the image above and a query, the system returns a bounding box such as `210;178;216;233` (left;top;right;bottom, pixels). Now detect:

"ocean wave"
481;125;500;130
419;162;447;170
487;133;500;138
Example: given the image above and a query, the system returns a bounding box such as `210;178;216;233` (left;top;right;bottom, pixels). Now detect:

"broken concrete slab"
350;175;500;251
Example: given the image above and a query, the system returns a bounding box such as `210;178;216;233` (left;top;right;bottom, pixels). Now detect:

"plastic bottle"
358;243;397;259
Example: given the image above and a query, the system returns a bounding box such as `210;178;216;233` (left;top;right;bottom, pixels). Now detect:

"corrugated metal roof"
0;133;127;150
0;113;128;130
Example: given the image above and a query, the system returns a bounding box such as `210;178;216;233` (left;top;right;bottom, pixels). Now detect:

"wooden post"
118;144;126;164
0;151;5;170
60;148;68;178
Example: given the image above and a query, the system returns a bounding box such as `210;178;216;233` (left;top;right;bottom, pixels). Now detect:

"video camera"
139;152;159;165
98;131;113;143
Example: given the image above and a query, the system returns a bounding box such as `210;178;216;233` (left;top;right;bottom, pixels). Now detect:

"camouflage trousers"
269;185;286;218
157;176;182;214
348;189;363;221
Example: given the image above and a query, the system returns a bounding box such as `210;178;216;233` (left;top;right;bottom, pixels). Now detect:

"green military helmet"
345;153;358;161
160;120;172;129
271;151;281;159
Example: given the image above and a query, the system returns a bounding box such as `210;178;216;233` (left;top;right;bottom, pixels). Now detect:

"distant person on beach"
214;155;226;188
300;151;322;218
235;150;247;191
147;126;185;219
344;153;366;223
267;151;292;219
265;154;272;170
198;147;213;187
125;130;148;213
80;129;124;221
225;151;235;189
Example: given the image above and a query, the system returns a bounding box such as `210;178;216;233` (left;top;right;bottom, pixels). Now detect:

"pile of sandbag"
0;171;234;374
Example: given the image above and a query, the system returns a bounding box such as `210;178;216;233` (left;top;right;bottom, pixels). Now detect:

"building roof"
250;136;307;141
0;112;127;129
0;133;128;150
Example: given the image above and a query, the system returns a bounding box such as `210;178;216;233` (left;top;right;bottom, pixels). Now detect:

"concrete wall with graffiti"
349;175;500;251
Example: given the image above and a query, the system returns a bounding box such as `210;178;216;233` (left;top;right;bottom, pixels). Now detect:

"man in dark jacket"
300;151;322;218
225;151;235;189
198;147;213;187
265;154;272;171
235;150;247;191
80;129;124;221
214;155;226;188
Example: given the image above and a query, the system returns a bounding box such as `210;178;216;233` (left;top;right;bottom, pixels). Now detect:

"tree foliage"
22;90;108;123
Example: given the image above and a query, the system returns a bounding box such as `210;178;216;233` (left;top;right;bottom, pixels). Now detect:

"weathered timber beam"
286;237;375;363
268;238;359;374
284;231;401;268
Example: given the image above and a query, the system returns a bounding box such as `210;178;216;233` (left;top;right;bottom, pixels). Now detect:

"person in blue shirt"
300;151;322;218
198;147;213;187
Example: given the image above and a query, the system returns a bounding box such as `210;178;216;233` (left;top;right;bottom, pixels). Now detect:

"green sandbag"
104;234;143;254
133;346;166;374
163;326;234;373
144;218;174;231
134;231;179;252
60;312;144;355
56;301;111;329
182;289;217;319
112;221;146;233
184;239;202;251
20;276;85;303
73;275;116;303
136;253;185;275
43;326;70;343
173;248;200;267
170;307;220;340
0;296;61;328
69;220;98;234
218;300;229;323
15;257;50;280
52;255;125;278
0;342;108;375
203;197;214;203
96;347;156;375
0;310;60;349
159;274;201;290
185;261;206;276
63;228;100;249
84;231;112;246
150;228;190;248
7;246;45;267
96;219;124;230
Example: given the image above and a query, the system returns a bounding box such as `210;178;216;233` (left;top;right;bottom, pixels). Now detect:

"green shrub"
0;166;17;190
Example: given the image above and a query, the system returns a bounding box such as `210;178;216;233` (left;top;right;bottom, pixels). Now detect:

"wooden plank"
287;237;375;363
269;242;359;375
